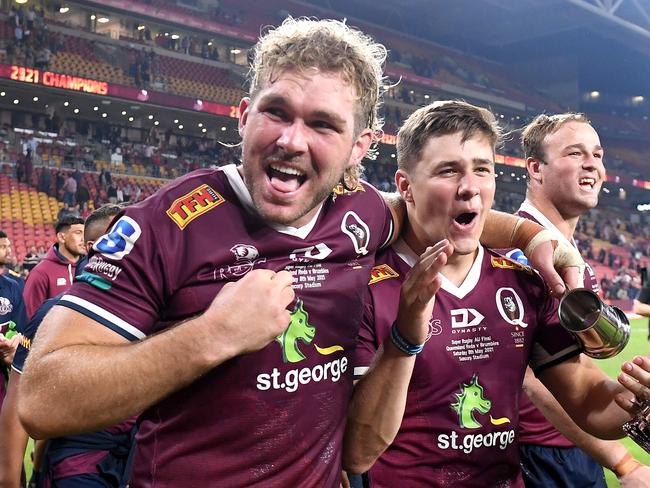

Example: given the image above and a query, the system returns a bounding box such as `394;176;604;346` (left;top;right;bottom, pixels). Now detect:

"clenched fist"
202;269;296;360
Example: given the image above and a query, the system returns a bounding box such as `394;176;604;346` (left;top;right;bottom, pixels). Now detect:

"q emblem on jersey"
495;287;528;328
94;216;142;260
341;211;370;255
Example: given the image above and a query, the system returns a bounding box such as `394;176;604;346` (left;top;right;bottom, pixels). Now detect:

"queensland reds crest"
496;287;528;328
203;244;267;280
341;211;370;255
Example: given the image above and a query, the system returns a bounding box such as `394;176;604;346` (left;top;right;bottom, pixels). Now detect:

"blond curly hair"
248;17;389;188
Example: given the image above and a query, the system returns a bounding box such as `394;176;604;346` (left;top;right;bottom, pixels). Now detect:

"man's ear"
526;157;543;183
395;169;413;203
238;97;251;137
347;128;374;169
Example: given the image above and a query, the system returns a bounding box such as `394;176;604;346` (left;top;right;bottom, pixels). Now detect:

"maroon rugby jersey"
355;239;581;487
515;201;597;448
59;164;394;487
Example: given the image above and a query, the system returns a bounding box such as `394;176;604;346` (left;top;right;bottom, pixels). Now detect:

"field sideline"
21;320;650;485
600;318;650;487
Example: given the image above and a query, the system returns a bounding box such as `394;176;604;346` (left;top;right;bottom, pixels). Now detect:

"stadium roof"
310;0;650;97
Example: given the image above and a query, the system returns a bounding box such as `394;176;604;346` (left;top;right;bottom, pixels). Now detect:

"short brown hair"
521;112;591;161
397;101;501;171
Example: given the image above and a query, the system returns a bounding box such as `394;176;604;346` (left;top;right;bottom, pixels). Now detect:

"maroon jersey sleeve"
528;291;581;375
354;293;380;378
57;175;205;341
353;253;403;379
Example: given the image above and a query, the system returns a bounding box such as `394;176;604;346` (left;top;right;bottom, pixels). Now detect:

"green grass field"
19;320;650;485
598;318;650;487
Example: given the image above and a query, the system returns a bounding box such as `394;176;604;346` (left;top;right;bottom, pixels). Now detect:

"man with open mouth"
16;19;588;488
343;102;650;487
514;113;649;486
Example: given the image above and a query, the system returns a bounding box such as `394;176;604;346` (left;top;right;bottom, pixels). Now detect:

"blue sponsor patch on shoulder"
76;272;112;290
94;216;142;260
506;249;529;266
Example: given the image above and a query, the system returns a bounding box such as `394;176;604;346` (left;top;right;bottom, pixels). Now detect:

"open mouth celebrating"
579;177;596;190
454;212;477;227
267;164;306;193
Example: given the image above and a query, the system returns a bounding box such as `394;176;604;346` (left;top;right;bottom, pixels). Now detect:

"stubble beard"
241;162;344;227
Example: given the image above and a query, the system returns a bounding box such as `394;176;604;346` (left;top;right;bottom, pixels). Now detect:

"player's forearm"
633;300;650;316
343;343;415;474
19;314;236;438
481;210;546;250
0;374;29;488
541;365;630;439
523;373;630;468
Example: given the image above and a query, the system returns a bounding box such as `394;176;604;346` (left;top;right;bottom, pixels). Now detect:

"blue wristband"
390;321;424;355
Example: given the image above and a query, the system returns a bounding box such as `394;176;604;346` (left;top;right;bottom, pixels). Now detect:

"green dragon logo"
0;320;18;340
275;299;344;363
451;375;492;429
276;299;316;363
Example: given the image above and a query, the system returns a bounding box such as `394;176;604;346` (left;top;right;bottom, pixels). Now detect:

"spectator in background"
54;170;64;197
633;267;650;341
62;173;77;206
22;246;41;272
107;182;118;204
23;148;33;185
99;168;107;189
76;182;91;207
57;202;77;221
15;152;25;183
23;216;85;318
0;231;23;287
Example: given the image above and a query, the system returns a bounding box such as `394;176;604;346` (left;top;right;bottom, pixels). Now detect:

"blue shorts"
519;444;607;488
53;473;114;488
348;473;368;488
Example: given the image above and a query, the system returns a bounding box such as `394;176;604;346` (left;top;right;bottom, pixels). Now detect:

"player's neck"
527;194;577;240
57;245;79;263
442;249;477;287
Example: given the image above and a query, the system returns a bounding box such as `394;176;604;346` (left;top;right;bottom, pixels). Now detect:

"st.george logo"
276;300;316;363
94;216;142;260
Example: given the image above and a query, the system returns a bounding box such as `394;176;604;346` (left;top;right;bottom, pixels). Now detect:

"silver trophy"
559;288;650;454
558;288;630;359
623;402;650;454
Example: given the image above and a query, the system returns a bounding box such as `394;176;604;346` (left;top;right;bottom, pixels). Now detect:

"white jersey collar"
392;237;484;299
519;199;575;249
221;164;322;239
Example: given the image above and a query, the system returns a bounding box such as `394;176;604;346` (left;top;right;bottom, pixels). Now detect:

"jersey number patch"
94;216;142;260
